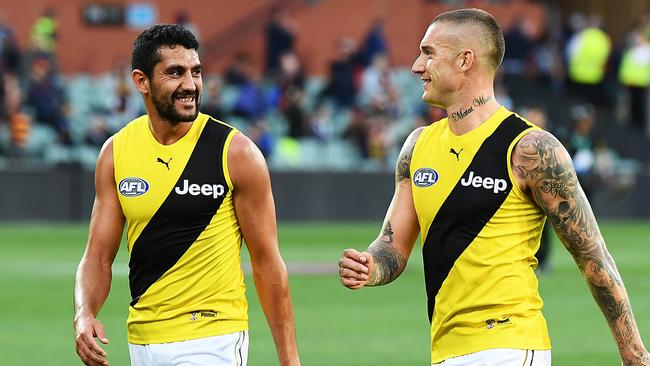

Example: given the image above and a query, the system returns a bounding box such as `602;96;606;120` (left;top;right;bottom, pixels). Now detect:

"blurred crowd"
0;4;646;189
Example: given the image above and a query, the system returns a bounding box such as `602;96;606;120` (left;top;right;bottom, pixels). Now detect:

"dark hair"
432;8;505;69
131;24;199;78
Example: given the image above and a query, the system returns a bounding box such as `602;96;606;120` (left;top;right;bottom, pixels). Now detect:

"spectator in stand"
566;104;597;201
531;26;565;93
319;37;363;109
272;52;306;112
229;54;268;121
25;53;71;145
566;14;611;105
359;53;399;116
265;7;298;78
30;8;57;59
224;53;253;86
502;16;536;76
0;9;25;156
107;57;140;131
84;115;111;147
618;28;650;133
282;86;308;139
200;77;226;120
360;18;388;67
0;10;20;76
277;51;305;94
344;107;370;159
248;118;275;158
310;104;334;142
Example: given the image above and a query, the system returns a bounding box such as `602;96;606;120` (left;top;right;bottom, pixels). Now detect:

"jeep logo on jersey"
413;168;439;188
460;171;508;193
118;177;149;197
174;179;226;199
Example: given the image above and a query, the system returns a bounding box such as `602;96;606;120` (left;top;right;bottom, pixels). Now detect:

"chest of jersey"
411;115;520;235
113;115;233;251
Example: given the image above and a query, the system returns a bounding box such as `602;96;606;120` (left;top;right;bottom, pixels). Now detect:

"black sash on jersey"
422;115;531;321
128;119;232;306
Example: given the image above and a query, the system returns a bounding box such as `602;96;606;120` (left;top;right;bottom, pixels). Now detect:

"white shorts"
433;348;551;366
128;331;248;366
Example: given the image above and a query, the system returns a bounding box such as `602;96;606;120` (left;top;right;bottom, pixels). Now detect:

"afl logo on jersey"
118;177;149;197
413;168;439;188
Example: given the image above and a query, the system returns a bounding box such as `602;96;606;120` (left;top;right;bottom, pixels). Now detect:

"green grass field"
0;221;648;365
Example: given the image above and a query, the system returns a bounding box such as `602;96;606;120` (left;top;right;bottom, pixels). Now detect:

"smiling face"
411;22;464;107
147;45;202;124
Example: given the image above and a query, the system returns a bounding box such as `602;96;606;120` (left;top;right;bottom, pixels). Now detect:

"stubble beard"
151;86;201;124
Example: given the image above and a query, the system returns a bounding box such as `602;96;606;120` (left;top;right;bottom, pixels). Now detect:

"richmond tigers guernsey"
410;107;551;363
112;113;247;344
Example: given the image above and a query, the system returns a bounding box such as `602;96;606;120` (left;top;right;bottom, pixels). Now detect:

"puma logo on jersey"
460;171;507;193
413;168;439;188
449;147;463;161
174;179;225;199
156;157;172;170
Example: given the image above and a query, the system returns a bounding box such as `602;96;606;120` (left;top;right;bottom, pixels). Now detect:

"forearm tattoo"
513;131;647;362
367;221;406;286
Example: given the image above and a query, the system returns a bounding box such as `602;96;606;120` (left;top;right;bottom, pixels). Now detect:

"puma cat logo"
449;148;463;161
156;157;172;170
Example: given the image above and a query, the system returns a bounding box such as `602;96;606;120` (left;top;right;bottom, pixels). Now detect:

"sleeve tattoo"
366;128;423;286
513;131;648;363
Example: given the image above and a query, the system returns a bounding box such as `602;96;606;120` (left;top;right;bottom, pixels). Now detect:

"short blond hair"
431;8;505;69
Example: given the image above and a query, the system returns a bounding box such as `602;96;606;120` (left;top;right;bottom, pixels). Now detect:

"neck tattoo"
450;95;492;121
451;106;474;121
473;95;492;107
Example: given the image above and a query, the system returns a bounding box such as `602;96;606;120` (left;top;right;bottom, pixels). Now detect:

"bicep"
229;134;279;262
83;138;124;266
514;130;604;263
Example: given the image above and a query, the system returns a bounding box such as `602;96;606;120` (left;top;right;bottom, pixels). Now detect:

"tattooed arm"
338;128;422;289
512;130;649;366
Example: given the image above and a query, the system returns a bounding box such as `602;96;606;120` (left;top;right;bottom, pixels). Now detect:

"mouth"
174;93;196;107
421;78;431;87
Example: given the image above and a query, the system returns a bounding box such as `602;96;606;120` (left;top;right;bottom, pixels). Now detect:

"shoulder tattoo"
396;128;424;183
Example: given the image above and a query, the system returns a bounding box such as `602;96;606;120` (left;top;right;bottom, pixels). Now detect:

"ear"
131;69;150;95
457;49;475;71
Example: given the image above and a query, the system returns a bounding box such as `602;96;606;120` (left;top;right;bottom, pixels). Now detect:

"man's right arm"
73;137;125;366
338;127;423;289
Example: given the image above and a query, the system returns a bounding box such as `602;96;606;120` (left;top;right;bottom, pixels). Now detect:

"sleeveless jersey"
112;113;247;344
410;107;551;363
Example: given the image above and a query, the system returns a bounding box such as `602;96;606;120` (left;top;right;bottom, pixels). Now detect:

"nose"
180;71;197;91
411;54;425;75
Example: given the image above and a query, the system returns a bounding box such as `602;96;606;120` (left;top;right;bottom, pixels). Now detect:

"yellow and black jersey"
410;107;551;363
112;113;247;344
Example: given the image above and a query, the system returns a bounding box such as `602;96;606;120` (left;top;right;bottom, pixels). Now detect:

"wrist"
620;343;649;365
74;309;95;323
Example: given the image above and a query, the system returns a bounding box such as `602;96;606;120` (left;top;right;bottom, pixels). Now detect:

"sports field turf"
0;221;648;365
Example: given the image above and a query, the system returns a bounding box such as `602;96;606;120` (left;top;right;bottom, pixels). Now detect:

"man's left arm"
228;133;300;366
512;130;649;366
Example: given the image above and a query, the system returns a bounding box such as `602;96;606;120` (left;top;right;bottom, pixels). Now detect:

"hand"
338;249;375;289
74;314;110;366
